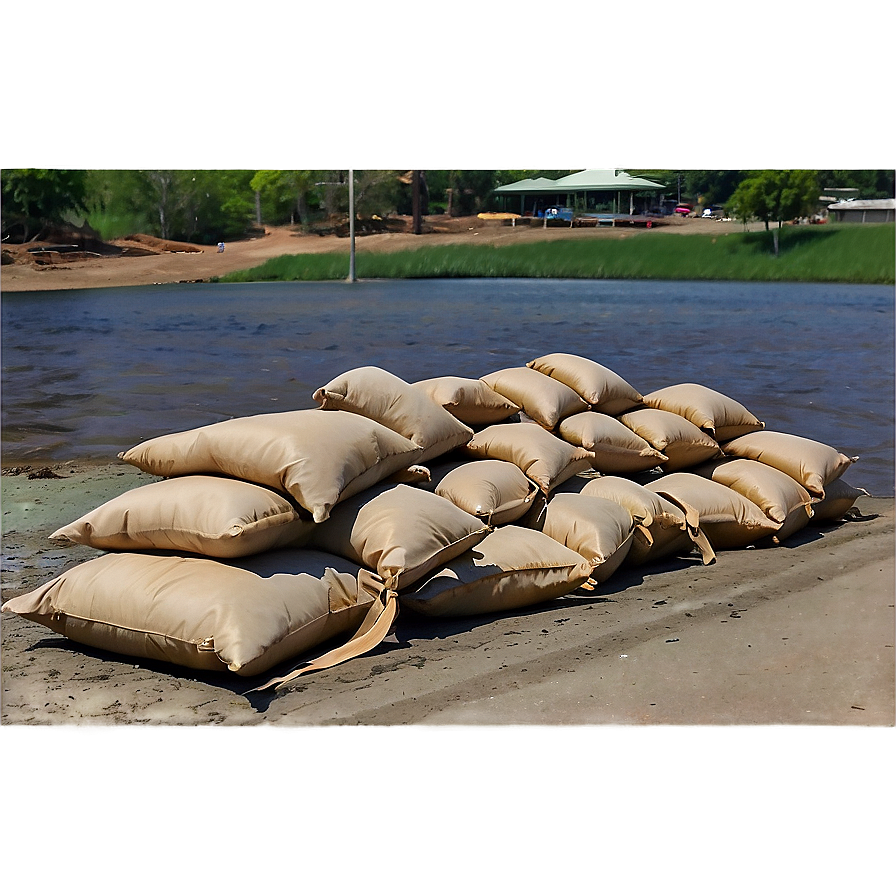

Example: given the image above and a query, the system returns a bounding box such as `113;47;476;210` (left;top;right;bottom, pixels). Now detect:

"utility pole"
412;170;422;235
347;169;356;282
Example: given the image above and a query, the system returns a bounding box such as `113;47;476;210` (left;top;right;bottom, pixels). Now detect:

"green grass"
218;223;895;285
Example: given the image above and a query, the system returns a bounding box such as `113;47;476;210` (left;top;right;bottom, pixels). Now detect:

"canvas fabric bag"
617;408;722;472
580;475;715;566
480;366;589;430
558;411;668;474
531;492;635;583
412;375;520;425
2;549;396;683
648;472;781;550
49;474;315;558
720;430;858;499
527;352;643;415
693;457;814;543
313;366;473;462
433;459;540;526
809;478;870;523
308;483;490;591
642;383;765;441
118;409;425;523
463;422;593;495
399;525;594;617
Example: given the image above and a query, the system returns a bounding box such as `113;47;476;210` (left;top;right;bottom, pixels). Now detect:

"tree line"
2;168;892;245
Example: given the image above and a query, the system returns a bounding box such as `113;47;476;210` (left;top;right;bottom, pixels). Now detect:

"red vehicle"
674;204;693;217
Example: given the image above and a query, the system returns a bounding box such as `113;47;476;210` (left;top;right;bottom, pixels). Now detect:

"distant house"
827;198;895;223
493;169;666;217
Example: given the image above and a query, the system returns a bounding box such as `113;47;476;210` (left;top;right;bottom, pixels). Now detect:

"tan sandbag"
308;483;490;590
463;422;593;495
313;366;473;462
531;492;635;583
49;475;315;558
1;549;392;678
809;478;871;523
399;525;593;617
642;383;765;441
558;411;668;473
118;409;425;523
648;472;781;549
617;408;722;472
580;475;715;566
720;430;858;498
433;459;540;526
412;375;520;425
693;457;814;543
527;352;643;415
480;366;589;430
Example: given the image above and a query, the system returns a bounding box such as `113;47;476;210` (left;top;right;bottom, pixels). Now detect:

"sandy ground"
1;214;763;293
1;462;892;726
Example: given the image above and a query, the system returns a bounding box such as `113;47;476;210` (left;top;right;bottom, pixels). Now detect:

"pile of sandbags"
3;354;866;693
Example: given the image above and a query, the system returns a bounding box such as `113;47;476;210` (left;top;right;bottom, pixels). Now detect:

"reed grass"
219;223;894;285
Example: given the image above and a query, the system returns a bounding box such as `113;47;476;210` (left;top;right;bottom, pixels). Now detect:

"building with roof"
827;198;895;223
493;169;667;217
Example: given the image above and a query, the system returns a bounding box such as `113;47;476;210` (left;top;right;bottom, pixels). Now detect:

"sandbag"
530;492;635;583
527;352;643;415
1;549;393;678
648;472;781;549
580;475;715;566
480;366;589;430
399;525;593;617
720;430;858;498
308;483;490;590
693;457;814;543
412;375;520;425
642;383;765;441
118;409;424;523
433;459;540;526
463;422;593;495
558;411;668;474
617;408;723;472
313;366;473;462
809;478;870;523
49;475;315;558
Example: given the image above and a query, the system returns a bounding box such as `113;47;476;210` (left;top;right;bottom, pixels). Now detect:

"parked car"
701;206;724;219
674;204;693;217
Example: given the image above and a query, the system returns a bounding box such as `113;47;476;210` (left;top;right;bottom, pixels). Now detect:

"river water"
2;278;893;495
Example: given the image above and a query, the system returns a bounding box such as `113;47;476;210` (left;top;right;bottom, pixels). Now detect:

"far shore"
1;215;774;293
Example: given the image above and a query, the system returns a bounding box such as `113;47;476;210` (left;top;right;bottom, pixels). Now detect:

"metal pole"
347;169;356;282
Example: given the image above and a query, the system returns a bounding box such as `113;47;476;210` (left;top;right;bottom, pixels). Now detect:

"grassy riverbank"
218;224;894;284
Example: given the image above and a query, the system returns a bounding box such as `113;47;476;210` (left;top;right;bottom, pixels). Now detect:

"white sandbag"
463;422;593;495
530;492;635;583
558;411;668;474
49;475;314;558
313;365;473;462
720;430;858;498
118;409;425;523
642;383;765;441
399;526;593;617
412;375;520;425
308;483;490;590
2;549;393;678
694;457;814;543
527;352;643;415
616;408;723;472
580;475;715;566
648;472;781;550
480;366;589;429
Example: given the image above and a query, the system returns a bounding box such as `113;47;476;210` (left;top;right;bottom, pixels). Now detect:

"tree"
727;170;820;257
685;170;747;206
817;170;895;199
1;169;87;241
728;170;819;231
250;170;319;226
